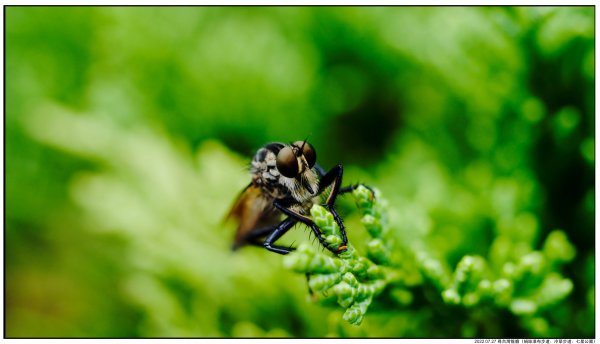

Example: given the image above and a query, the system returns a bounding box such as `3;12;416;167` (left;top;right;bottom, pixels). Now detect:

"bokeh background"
5;6;594;338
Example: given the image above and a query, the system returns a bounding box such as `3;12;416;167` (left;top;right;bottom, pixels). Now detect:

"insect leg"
319;162;375;202
327;206;348;248
263;217;298;255
339;183;376;198
318;164;344;207
314;165;352;251
273;200;345;254
238;225;280;248
314;163;327;178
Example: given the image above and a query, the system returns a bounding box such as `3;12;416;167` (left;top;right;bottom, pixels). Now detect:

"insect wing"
226;184;281;249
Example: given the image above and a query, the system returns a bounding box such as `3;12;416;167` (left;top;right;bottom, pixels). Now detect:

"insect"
226;139;371;255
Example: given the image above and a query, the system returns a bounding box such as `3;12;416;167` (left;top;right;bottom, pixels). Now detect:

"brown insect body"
226;140;363;255
227;142;321;249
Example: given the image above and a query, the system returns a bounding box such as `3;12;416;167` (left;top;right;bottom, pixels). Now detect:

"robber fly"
226;140;371;255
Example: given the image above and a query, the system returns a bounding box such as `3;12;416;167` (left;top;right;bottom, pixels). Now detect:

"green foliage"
5;6;594;338
284;186;390;325
285;187;577;333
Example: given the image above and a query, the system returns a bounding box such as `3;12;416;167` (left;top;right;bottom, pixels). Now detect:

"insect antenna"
299;138;308;152
295;135;311;156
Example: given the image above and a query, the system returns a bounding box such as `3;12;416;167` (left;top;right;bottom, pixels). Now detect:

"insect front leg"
318;165;376;248
319;164;375;201
273;200;346;254
317;164;344;206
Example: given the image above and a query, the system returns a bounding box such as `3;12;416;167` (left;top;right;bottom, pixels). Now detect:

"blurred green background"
5;6;594;338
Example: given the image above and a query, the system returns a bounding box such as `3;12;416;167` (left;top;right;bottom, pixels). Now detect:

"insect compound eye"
294;141;317;168
276;146;299;178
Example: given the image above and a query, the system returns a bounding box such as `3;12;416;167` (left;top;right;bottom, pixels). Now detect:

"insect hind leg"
262;217;297;255
237;225;278;248
234;218;296;252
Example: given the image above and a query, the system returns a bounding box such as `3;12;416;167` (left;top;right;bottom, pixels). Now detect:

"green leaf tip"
543;230;576;264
